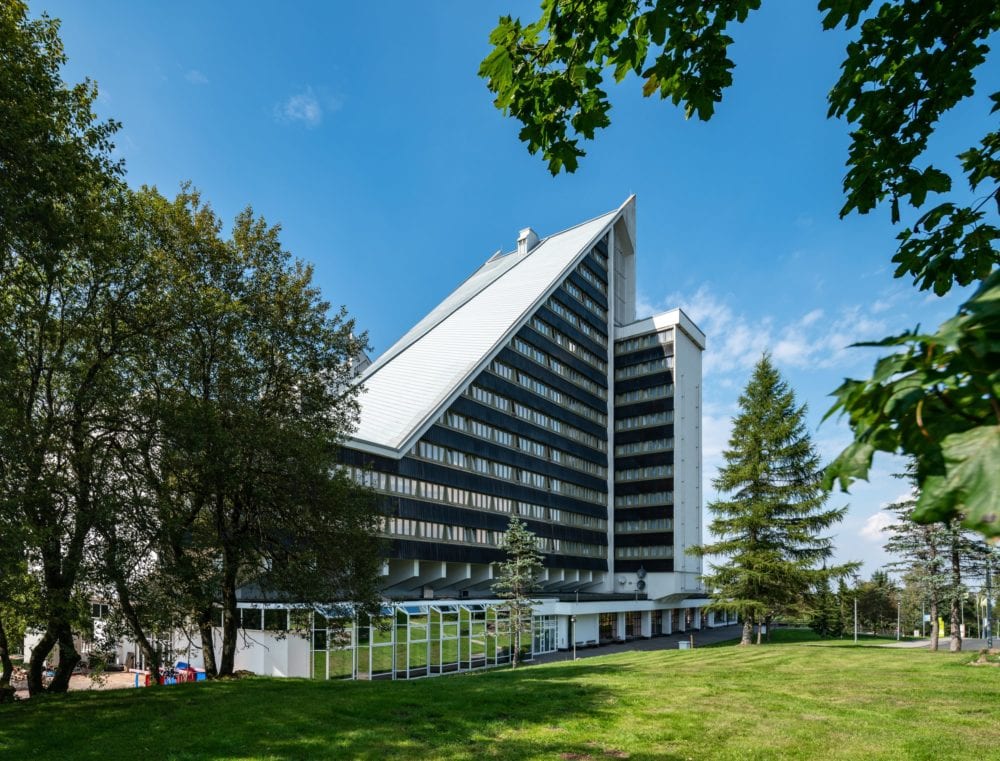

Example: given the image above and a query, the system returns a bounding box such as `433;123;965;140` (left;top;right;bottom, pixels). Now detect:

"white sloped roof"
349;199;630;456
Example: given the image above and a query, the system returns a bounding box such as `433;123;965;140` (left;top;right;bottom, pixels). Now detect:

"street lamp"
570;616;577;661
896;592;903;642
852;574;859;644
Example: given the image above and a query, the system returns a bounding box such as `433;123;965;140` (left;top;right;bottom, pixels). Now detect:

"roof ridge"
349;198;632;455
359;205;621;385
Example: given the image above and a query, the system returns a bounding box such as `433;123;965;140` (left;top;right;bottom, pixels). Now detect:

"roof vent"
517;227;540;255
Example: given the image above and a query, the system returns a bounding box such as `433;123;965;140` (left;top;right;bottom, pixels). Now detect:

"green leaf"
912;426;1000;538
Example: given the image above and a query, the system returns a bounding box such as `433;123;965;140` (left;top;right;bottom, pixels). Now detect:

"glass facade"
306;602;538;680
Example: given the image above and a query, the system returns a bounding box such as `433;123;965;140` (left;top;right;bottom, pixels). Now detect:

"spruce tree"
693;355;854;645
492;516;543;668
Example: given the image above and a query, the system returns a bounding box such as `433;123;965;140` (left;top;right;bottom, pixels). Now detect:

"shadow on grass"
0;663;628;760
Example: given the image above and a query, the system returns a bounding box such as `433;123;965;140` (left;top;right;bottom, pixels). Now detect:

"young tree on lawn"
493;516;543;668
692;355;854;646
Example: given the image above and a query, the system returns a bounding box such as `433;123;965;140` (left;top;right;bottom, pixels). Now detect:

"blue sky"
38;1;996;575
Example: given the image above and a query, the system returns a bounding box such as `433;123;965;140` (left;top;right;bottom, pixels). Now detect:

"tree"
480;1;1000;538
883;476;992;650
854;570;898;636
0;0;131;696
492;516;543;668
116;187;382;678
692;356;854;646
809;576;841;639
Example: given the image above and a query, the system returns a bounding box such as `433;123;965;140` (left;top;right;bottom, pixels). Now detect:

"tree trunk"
949;536;962;653
765;615;772;643
218;549;239;677
740;618;753;646
27;630;55;696
47;625;80;692
115;584;163;684
0;615;13;687
198;611;218;678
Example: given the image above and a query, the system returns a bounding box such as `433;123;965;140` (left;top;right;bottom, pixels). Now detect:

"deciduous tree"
480;0;1000;538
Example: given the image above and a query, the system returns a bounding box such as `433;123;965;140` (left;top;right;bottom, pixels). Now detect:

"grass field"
1;633;998;760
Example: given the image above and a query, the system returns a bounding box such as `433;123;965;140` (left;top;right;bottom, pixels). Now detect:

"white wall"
672;317;704;593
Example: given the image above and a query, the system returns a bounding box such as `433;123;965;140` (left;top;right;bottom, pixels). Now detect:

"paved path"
532;623;743;666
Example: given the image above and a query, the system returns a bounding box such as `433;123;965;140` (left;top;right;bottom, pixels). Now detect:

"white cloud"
275;87;340;128
658;284;894;377
859;511;895;542
185;69;209;85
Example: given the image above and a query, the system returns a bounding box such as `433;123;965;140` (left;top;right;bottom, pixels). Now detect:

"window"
615;411;674;431
614;356;674;380
240;608;263;630
264;609;288;631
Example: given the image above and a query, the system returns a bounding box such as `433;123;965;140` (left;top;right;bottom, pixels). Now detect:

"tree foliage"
692;356;855;645
0;3;382;692
492;516;543;668
481;1;999;538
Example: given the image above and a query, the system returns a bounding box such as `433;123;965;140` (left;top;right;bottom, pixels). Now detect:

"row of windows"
614;491;673;507
563;280;607;322
517;501;607;530
577;263;607;295
441;411;607;478
511;335;607;398
614;356;674;380
615;545;674;559
614;411;674;431
467;383;607;452
546;297;608;349
615;464;674;482
384;517;605;558
615;518;673;533
492;361;606;425
387;517;502;546
590;242;608;270
413;440;604;505
615;330;672;356
346;467;608;532
614;438;673;457
529;317;607;372
614;384;673;405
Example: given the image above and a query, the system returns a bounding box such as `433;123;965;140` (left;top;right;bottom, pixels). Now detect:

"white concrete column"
664;610;673;635
694;608;702;629
616;612;626;640
641;611;651;638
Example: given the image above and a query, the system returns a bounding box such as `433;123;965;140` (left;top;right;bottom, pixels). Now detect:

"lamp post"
986;555;994;649
852;574;859;644
896;592;903;642
570;616;577;661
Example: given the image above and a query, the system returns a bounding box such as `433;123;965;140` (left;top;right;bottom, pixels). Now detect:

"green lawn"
2;638;998;760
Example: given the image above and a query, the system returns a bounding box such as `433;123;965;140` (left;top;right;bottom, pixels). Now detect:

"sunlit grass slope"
1;635;997;760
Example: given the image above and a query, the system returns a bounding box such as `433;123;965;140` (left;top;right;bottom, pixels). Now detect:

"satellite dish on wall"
636;580;647;591
617;576;627;585
636;566;647;579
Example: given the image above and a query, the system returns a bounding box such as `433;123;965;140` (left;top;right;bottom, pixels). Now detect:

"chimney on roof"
517;227;540;255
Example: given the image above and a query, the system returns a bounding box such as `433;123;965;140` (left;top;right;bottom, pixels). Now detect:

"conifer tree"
492;516;543;668
693;355;854;645
884;477;990;651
